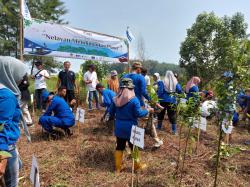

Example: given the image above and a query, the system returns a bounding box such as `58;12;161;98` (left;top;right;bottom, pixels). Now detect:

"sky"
58;0;250;71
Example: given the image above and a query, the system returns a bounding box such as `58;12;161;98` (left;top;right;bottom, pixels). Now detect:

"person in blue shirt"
155;71;182;134
96;83;116;120
39;90;75;136
0;56;28;187
109;78;154;173
185;76;201;100
123;62;150;106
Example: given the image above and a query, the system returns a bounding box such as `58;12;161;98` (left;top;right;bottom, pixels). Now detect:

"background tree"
179;12;248;86
137;34;147;62
0;0;67;70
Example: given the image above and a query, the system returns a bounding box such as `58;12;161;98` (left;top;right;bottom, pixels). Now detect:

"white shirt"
84;71;98;91
144;75;151;86
33;69;49;90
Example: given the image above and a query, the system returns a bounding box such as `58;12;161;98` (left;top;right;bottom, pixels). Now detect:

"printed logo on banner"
130;125;145;149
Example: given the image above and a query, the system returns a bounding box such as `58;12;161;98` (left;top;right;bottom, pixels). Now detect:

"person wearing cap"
31;60;50;111
0;56;28;187
109;78;154;173
123;62;150;106
83;64;99;110
107;70;119;93
96;83;116;120
57;61;76;104
39;90;75;136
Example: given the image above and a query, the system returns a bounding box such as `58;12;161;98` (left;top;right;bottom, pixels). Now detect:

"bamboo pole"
19;0;24;61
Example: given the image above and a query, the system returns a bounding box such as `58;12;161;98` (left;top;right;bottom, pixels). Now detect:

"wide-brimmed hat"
111;70;118;76
120;78;135;89
132;62;142;69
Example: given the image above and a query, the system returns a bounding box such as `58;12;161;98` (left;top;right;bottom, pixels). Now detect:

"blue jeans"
88;90;99;109
4;147;22;187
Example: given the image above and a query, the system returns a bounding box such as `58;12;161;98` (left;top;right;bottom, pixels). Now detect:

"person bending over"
39;90;75;136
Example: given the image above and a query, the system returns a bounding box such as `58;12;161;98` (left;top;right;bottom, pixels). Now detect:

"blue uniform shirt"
101;89;116;108
186;85;199;99
43;95;75;125
0;88;21;151
123;73;150;106
109;97;148;139
157;81;182;104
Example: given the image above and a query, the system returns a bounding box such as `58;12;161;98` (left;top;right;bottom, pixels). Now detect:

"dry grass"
17;110;250;187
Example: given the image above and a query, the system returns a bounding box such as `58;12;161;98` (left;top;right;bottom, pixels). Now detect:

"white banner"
23;19;128;62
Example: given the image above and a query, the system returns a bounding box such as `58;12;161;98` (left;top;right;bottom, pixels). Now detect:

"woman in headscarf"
185;76;201;100
0;56;27;187
107;70;119;93
109;78;153;173
156;71;182;134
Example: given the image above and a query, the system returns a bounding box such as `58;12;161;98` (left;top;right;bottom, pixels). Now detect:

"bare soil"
18;110;250;187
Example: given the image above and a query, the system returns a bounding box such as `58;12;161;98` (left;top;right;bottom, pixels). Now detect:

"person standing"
18;74;33;126
123;62;150;107
0;56;27;187
57;61;76;104
156;71;182;134
83;64;99;110
185;76;201;100
107;70;119;93
109;78;154;173
31;60;50;111
141;68;151;87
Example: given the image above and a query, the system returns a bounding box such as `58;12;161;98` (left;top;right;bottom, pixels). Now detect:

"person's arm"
43;99;56;116
72;72;77;89
134;98;149;118
140;76;150;101
40;70;50;79
108;102;116;118
83;72;92;84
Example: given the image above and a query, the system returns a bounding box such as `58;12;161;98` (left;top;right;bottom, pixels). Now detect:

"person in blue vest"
123;62;150;106
39;90;75;136
155;71;182;134
96;83;116;120
0;56;28;187
109;78;154;173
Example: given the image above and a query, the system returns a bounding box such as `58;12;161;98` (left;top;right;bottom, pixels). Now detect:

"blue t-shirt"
0;88;21;151
102;89;116;108
157;81;182;104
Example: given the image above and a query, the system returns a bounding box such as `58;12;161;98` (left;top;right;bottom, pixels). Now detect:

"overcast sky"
59;0;250;70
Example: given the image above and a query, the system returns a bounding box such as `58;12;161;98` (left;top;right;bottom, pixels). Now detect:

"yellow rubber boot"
134;161;147;172
114;151;123;173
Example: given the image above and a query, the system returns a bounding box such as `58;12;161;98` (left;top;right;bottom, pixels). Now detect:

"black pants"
116;137;133;151
35;88;46;110
157;102;177;124
64;90;75;103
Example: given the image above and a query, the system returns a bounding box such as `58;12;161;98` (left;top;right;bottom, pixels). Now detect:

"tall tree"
179;12;248;85
0;0;67;57
137;34;147;62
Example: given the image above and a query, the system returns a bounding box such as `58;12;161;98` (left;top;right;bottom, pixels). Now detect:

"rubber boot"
156;121;162;130
134;160;147;172
114;151;123;173
171;124;177;135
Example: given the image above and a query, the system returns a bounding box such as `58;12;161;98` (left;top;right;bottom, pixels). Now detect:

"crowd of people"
0;56;249;186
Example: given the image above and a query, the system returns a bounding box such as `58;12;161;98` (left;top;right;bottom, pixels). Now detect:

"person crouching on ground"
96;83;116;121
39;90;75;136
109;78;154;173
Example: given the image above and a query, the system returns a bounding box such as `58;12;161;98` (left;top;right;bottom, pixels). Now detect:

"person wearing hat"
109;78;154;173
107;70;119;93
31;60;50;111
83;64;99;110
0;56;28;187
39;90;75;136
96;83;116;120
123;62;150;106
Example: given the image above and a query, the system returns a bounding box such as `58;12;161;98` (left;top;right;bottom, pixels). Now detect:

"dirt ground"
17;109;250;187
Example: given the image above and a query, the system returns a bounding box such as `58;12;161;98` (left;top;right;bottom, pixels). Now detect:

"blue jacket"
43;95;75;126
186;85;199;100
123;73;150;106
101;89;116;108
109;97;148;139
0;88;21;151
157;81;182;104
